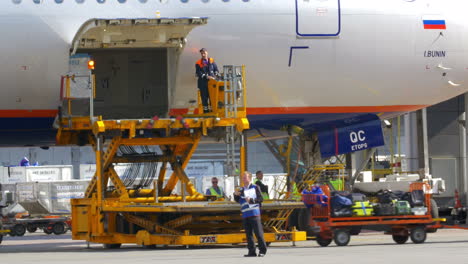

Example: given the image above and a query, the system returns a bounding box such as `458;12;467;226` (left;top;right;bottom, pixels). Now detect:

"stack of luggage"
330;189;427;218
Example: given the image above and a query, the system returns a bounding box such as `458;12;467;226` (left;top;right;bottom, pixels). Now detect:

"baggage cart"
303;182;442;246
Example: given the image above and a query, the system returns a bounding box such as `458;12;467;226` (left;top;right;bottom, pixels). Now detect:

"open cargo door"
69;18;207;119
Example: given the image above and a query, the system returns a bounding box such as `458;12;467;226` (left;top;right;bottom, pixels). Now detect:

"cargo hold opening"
70;18;207;119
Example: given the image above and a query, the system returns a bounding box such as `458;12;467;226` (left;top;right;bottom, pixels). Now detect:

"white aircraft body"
0;0;467;147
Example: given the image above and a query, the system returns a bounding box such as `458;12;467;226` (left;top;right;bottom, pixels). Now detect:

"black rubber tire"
142;245;157;249
392;235;409;244
333;229;351;246
27;225;37;233
52;223;66;235
13;224;26;237
103;243;122;249
0;234;3;244
44;228;53;235
410;226;427;244
316;235;332;247
430;199;439;219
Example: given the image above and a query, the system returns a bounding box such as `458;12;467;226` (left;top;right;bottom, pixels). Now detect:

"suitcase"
374;203;395;216
409;190;425;207
351;193;367;202
411;207;428;215
377;190;397;204
332;207;353;217
394;200;411;215
352;201;374;216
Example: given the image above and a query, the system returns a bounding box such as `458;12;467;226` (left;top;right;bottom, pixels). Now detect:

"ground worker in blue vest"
254;170;270;199
195;48;219;113
234;171;267;257
205;177;225;199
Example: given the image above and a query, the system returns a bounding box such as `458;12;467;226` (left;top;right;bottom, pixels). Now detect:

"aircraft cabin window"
118;0;126;3
97;0;105;4
181;0;188;3
55;0;64;3
33;0;42;4
222;0;230;2
201;0;209;3
138;0;148;3
12;0;21;4
76;0;85;3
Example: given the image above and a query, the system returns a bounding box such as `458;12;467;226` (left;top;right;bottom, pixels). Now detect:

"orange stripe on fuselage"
0;110;58;118
0;105;428;118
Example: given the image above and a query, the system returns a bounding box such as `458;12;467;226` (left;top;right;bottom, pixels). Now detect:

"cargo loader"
57;61;306;248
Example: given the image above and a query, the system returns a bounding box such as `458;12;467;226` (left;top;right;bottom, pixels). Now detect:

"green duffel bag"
394;200;411;215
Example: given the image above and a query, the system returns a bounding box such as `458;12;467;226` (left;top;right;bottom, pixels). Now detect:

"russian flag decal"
422;15;446;30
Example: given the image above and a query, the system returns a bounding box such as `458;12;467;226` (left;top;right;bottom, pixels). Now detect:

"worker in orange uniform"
195;48;219;113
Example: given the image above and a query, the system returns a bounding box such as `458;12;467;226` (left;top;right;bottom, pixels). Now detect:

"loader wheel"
410;226;426;244
53;223;66;235
334;229;351;246
27;225;37;233
0;234;3;244
13;224;26;237
316;235;332;247
392;235;409;244
44;228;53;235
142;244;157;249
103;243;122;249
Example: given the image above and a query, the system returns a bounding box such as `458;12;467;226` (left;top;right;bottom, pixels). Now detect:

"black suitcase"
409;190;425;207
332;207;353;217
377;190;397;204
374;203;395;216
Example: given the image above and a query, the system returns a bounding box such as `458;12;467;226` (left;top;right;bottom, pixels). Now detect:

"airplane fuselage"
0;0;467;145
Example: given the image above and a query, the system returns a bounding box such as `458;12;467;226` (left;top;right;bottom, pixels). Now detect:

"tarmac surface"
1;229;468;264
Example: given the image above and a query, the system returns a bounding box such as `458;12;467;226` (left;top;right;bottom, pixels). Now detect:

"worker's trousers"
198;80;210;110
243;216;267;255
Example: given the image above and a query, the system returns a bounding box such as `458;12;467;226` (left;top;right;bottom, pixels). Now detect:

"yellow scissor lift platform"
57;65;306;248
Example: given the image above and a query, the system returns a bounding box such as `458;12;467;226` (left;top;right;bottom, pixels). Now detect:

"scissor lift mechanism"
57;65;306;248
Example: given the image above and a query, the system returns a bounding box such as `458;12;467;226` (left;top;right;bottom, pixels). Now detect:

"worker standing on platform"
234;171;267;257
254;171;270;199
195;48;219;113
205;177;225;199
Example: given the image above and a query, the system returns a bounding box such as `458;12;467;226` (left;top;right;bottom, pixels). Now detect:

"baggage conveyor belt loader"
57;64;306;248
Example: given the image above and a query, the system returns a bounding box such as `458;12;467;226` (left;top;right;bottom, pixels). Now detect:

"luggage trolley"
302;182;441;246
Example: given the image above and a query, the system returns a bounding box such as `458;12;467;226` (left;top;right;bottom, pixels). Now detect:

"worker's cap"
199;48;207;52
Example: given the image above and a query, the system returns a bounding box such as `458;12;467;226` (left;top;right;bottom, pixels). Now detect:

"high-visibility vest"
254;179;270;200
209;187;224;198
291;182;301;201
